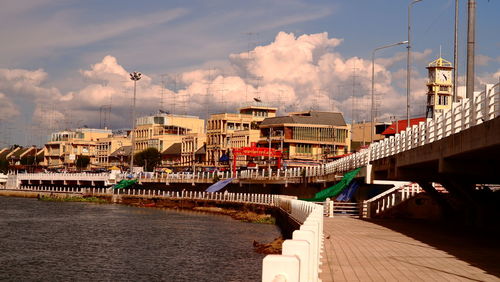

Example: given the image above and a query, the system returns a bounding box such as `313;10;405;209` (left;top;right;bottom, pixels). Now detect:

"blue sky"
0;0;499;146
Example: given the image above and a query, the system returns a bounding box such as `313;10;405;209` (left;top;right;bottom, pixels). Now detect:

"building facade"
133;113;205;154
206;105;277;166
259;111;351;162
95;135;131;168
180;134;206;167
44;128;112;169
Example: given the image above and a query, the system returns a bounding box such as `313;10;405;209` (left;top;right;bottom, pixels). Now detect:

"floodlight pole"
371;41;408;143
129;71;142;171
407;0;423;131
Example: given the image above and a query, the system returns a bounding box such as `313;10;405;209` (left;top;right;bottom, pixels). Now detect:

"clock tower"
426;57;453;118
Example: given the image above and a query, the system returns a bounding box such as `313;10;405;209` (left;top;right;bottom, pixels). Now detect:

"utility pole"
268;128;272;172
466;0;476;99
453;0;459;103
407;0;423;131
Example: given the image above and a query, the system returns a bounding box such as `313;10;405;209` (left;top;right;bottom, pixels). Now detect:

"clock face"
437;69;451;82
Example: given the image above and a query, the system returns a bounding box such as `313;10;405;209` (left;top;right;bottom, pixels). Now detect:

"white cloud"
6;31;496;146
0;93;20;119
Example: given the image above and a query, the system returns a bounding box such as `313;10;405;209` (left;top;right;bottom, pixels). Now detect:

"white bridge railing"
362;183;422;218
16;172;109;181
263;198;324;282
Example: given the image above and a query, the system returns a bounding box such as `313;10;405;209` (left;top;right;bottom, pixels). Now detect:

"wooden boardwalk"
320;217;500;281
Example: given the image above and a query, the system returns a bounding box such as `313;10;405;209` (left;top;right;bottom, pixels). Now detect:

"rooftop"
381;117;427;135
261;111;347;127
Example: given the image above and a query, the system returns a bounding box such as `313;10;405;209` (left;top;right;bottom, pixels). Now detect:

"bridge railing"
15;173;110;181
263;198;324;282
362;182;422;218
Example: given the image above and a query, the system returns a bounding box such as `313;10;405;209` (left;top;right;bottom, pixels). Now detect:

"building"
133;113;205;154
426;57;454;118
95;135;131;168
162;142;182;167
44;128;112;169
350;121;390;151
206;105;277;166
107;145;131;169
258;111;351;162
380;117;427;137
180;134;206;167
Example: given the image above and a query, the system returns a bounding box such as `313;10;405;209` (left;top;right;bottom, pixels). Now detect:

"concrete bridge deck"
321;217;500;281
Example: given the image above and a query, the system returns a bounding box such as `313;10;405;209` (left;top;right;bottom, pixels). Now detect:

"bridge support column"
417;181;456;220
439;179;490;228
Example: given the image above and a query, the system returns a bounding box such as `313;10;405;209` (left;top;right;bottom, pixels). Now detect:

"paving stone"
320;217;500;282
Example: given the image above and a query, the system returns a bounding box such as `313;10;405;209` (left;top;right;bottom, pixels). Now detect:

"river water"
0;196;280;281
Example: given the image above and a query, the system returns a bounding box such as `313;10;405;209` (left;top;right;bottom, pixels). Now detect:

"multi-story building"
180;134;206;167
206;105;277;166
44;128;112;168
133;113;205;154
95;135;131;168
258;111;351;162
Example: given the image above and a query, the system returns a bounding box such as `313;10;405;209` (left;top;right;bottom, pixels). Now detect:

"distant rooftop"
261;111;347;127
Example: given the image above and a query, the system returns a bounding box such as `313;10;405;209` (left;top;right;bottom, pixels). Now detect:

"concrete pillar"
282;240;311;282
262;255;300;282
292;229;317;282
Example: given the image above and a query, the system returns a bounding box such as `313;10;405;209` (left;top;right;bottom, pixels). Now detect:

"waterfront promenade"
320;217;500;281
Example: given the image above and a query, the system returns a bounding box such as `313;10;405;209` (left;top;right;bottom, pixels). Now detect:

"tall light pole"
371;41;408;143
466;0;476;99
407;0;423;131
129;71;142;171
453;0;459;104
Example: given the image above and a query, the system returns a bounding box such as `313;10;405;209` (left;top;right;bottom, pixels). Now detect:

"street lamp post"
371;41;408;143
268;128;272;172
129;71;142;172
407;0;423;130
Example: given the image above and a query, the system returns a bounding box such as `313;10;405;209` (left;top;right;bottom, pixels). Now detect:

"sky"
0;0;499;146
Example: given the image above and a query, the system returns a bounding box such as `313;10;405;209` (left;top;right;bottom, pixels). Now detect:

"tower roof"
427;57;453;68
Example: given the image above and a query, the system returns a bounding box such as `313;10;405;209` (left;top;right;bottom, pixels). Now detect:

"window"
438;95;448;105
439;86;449;92
296;144;312;154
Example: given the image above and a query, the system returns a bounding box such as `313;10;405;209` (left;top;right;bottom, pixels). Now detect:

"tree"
20;155;43;166
134;148;161;172
76;156;91;171
0;158;8;173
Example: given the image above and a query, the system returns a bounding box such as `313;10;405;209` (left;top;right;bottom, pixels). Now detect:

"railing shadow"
362;218;500;278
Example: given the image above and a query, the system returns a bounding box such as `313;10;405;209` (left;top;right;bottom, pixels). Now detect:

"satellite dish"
253;97;262;103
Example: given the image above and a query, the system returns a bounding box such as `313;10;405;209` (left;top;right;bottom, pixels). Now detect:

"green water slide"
113;179;138;189
302;167;361;202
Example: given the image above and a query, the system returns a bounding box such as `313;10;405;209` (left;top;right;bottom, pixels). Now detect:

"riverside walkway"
320;217;500;281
